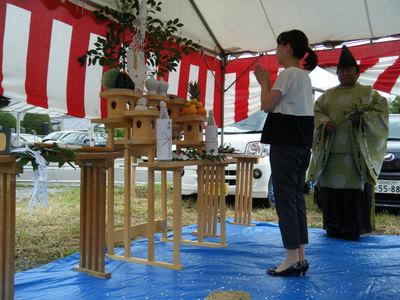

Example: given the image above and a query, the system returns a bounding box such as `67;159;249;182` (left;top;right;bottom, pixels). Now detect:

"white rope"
131;0;147;53
127;0;149;90
14;146;49;215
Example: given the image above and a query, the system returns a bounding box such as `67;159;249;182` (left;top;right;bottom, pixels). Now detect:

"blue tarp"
14;221;400;299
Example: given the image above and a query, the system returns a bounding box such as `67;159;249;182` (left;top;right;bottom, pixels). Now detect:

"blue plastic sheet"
15;221;400;299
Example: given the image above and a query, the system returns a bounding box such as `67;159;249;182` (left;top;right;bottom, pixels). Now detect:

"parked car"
11;133;42;148
42;130;83;143
375;114;400;208
181;111;275;207
314;114;400;209
58;131;108;147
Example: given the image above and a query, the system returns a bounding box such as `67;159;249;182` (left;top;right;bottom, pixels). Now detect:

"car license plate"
375;180;400;194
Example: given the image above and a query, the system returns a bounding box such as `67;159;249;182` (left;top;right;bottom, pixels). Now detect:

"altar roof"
14;221;400;300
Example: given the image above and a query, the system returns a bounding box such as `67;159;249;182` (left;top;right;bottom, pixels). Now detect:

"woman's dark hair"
277;29;318;71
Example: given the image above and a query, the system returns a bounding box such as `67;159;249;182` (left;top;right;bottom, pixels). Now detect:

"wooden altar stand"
149;160;233;249
105;159;233;271
72;152;122;279
0;156;23;300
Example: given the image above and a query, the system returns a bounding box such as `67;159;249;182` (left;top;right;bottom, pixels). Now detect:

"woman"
254;29;318;277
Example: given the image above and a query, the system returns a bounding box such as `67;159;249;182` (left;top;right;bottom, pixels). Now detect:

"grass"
14;184;400;273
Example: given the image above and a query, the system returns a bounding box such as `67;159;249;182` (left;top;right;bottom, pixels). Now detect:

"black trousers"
270;145;310;249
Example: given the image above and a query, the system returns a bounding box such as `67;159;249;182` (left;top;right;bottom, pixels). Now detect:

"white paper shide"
156;101;172;161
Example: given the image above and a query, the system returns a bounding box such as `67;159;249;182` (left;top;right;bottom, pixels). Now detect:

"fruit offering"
180;97;207;115
180;81;207;115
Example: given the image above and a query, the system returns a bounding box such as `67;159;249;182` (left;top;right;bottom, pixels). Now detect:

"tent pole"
16;113;21;138
220;53;228;146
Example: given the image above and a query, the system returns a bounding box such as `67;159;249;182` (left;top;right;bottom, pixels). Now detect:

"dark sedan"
375;114;400;208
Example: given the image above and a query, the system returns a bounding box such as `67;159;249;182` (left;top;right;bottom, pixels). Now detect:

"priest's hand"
348;114;361;125
325;121;336;133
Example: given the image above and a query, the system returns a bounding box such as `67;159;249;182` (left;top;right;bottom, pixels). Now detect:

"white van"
181;111;275;207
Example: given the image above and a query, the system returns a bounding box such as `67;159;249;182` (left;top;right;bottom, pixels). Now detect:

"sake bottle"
205;110;218;154
156;101;172;161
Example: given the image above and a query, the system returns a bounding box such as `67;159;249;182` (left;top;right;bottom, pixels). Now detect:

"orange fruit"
196;102;203;108
180;107;188;115
197;107;207;115
187;104;197;115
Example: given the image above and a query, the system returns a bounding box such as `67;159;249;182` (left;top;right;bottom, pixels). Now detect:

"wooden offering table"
143;159;234;249
0;156;22;300
72;152;122;279
106;159;233;271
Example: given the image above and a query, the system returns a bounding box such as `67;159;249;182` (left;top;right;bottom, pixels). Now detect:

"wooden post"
0;156;22;300
73;153;116;279
172;167;183;266
192;161;229;247
161;170;168;240
229;155;259;226
107;163;115;256
123;148;131;258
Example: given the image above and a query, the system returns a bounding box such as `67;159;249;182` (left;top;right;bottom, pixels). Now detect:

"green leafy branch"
337;97;379;127
77;0;200;76
218;143;238;154
11;143;79;171
173;148;227;162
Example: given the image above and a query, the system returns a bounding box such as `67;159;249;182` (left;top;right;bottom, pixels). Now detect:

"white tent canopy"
90;0;400;55
1;0;399;126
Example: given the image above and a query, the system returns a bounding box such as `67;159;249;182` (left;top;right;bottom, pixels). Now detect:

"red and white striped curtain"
1;0;400;128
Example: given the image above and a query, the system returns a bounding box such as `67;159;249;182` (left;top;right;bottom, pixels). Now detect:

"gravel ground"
16;185;74;200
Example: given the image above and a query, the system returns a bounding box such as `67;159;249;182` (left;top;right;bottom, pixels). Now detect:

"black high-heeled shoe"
301;260;309;276
267;261;302;277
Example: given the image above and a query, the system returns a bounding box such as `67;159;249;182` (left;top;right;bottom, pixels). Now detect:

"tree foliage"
22;113;51;135
114;127;125;138
77;0;200;76
388;96;400;114
0;111;17;130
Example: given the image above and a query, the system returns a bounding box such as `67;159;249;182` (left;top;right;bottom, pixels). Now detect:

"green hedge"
22;113;51;135
0;111;17;130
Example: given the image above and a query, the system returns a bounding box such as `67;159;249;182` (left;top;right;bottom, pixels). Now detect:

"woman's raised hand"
254;64;271;88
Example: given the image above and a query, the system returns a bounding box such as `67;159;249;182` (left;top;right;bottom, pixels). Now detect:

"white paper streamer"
13;146;49;215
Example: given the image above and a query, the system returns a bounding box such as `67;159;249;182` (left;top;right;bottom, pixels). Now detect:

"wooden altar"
1;90;262;300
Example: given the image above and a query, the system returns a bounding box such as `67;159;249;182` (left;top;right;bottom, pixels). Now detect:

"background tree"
78;0;200;76
388;96;400;114
0;111;17;130
114;128;124;139
22;113;51;135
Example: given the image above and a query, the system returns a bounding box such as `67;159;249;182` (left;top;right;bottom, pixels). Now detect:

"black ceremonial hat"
337;45;358;69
